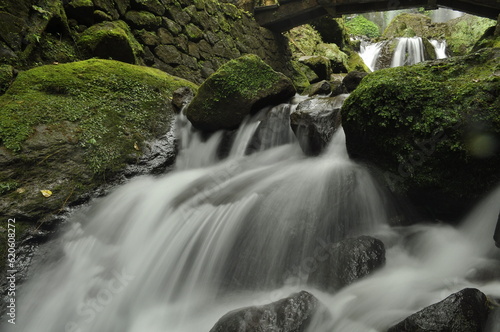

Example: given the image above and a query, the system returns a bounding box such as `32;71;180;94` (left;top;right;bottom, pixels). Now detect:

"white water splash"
391;37;426;67
430;39;448;59
7;98;500;332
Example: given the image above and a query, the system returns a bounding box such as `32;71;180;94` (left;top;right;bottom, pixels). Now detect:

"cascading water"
430;39;448;59
359;37;448;70
359;40;384;72
391;37;426;67
6;96;500;332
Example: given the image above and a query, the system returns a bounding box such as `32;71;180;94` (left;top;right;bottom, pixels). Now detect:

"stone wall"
0;0;294;84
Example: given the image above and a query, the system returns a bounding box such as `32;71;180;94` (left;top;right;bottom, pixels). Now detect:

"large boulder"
307;236;386;291
0;59;197;271
186;54;296;132
290;95;344;156
209;291;319;332
388;288;491;332
342;48;500;221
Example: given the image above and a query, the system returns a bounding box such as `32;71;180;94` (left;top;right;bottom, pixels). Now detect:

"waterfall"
6;96;500;332
8;97;390;332
359;40;384;72
430;39;448;59
391;37;425;67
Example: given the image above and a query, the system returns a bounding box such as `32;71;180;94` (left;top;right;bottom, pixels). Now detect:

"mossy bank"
0;59;197;270
342;48;500;220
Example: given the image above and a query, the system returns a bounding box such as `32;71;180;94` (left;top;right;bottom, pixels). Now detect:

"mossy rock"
0;64;15;94
290;60;311;92
124;10;161;30
311;17;352;49
342;48;500;220
65;0;95;26
0;59;197;224
78;20;143;64
186;54;296;132
346;50;370;73
445;15;496;56
298;56;332;81
383;13;433;39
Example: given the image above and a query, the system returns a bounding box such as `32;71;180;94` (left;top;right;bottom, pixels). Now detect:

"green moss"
206;54;283;104
345;15;380;38
68;0;93;8
346;51;370;72
0;59;197;173
0;181;18;195
0;64;14;94
187;54;295;131
290;60;311;92
78;20;143;64
446;15;496;55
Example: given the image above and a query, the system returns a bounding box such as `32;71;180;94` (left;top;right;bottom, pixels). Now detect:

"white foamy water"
7;97;500;332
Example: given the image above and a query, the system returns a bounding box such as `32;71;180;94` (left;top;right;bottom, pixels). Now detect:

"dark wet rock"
388;288;491;332
209;291;319;332
290;96;344;156
298;56;332;82
186;54;295;132
172;86;195;113
307;236;386;291
302;80;331;96
342;71;368;93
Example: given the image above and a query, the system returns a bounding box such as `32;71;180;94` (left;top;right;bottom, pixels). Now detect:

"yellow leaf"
134;142;140;151
40;190;52;197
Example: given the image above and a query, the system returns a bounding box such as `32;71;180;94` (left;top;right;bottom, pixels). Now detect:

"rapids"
6;96;500;332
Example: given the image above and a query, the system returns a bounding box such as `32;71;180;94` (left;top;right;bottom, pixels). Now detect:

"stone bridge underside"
254;0;500;32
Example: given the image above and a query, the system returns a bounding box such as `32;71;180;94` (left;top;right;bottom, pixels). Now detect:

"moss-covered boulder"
186;54;295;132
0;58;197;224
78;20;143;64
446;15;496;56
383;13;445;40
342;48;500;220
472;15;500;52
0;64;15;94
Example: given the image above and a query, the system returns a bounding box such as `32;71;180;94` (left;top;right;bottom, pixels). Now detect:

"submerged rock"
307;235;386;291
388;288;490;332
290;96;344;156
209;291;319;332
186;54;295;132
342;48;500;221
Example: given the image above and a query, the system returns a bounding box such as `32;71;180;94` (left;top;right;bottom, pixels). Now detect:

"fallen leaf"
134;142;140;151
16;188;26;194
40;190;52;197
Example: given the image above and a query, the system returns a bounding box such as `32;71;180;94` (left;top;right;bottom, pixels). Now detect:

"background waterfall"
360;37;448;70
5;97;500;332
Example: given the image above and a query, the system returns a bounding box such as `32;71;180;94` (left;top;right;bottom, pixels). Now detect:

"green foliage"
345;15;380;38
0;59;197;173
0;181;18;195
